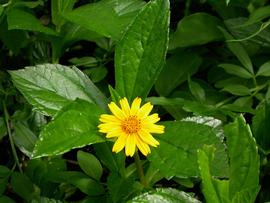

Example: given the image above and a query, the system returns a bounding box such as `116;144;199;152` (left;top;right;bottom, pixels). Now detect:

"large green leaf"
7;9;57;36
115;0;170;101
224;116;260;200
32;99;105;158
169;13;223;49
155;50;201;96
10;64;107;116
127;188;201;203
148;121;228;178
63;0;145;40
252;101;270;152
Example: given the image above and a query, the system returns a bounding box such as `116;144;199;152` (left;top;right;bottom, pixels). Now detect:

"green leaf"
252;101;270;152
48;171;104;196
219;64;253;79
148;121;228;178
13;122;37;157
11;172;38;201
256;60;270;76
155;50;202;96
188;78;206;102
232;187;260;203
0;117;7;139
32;99;105;158
115;0;170;100
0;21;28;54
127;188;201;203
7;9;58;36
0;165;10;178
94;142;125;174
51;0;76;30
63;0;145;40
77;150;103;181
246;6;270;25
219;28;253;74
222;84;251;96
0;5;3;16
0;196;16;203
108;172;137;203
169;13;223;49
10;64;107;116
224;116;260;200
197;145;230;203
31;197;64;203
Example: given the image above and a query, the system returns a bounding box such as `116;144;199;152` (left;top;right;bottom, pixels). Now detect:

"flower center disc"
121;116;141;134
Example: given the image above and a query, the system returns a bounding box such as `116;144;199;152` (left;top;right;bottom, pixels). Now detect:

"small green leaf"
0;5;3;16
197;145;230;203
0;196;16;203
155;50;202;96
63;0;145;40
51;0;76;30
256;60;270;76
224;116;260;200
246;6;270;25
0;117;7;139
169;13;223;49
13;122;37;157
252;101;270;152
94;142;125;174
148;121;228;178
11;172;38;201
48;171;104;196
128;188;201;203
188;78;206;102
222;84;251;96
108;172;137;203
0;165;10;178
10;64;107;116
219;63;253;79
115;0;170;100
32;99;105;158
7;9;57;36
77;151;103;181
219;28;254;74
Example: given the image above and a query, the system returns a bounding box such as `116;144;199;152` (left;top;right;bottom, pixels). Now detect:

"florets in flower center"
121;116;141;134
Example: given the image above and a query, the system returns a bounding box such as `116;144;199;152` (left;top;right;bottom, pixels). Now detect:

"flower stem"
3;101;23;173
134;151;147;188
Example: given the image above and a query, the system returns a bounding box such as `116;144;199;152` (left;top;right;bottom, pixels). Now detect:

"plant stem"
134;151;147;188
3;102;23;173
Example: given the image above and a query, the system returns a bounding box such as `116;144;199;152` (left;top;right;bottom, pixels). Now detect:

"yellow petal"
138;130;159;147
112;135;127;153
130;97;141;115
142;113;160;124
108;102;126;120
137;102;153;118
99;114;120;123
143;123;165;134
119;97;130;116
135;135;150;156
98;123;121;133
125;135;136;157
106;129;123;138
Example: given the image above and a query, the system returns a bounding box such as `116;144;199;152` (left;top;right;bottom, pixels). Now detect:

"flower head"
98;97;164;157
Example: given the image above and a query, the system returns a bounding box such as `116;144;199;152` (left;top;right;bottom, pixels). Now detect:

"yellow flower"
98;97;164;157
